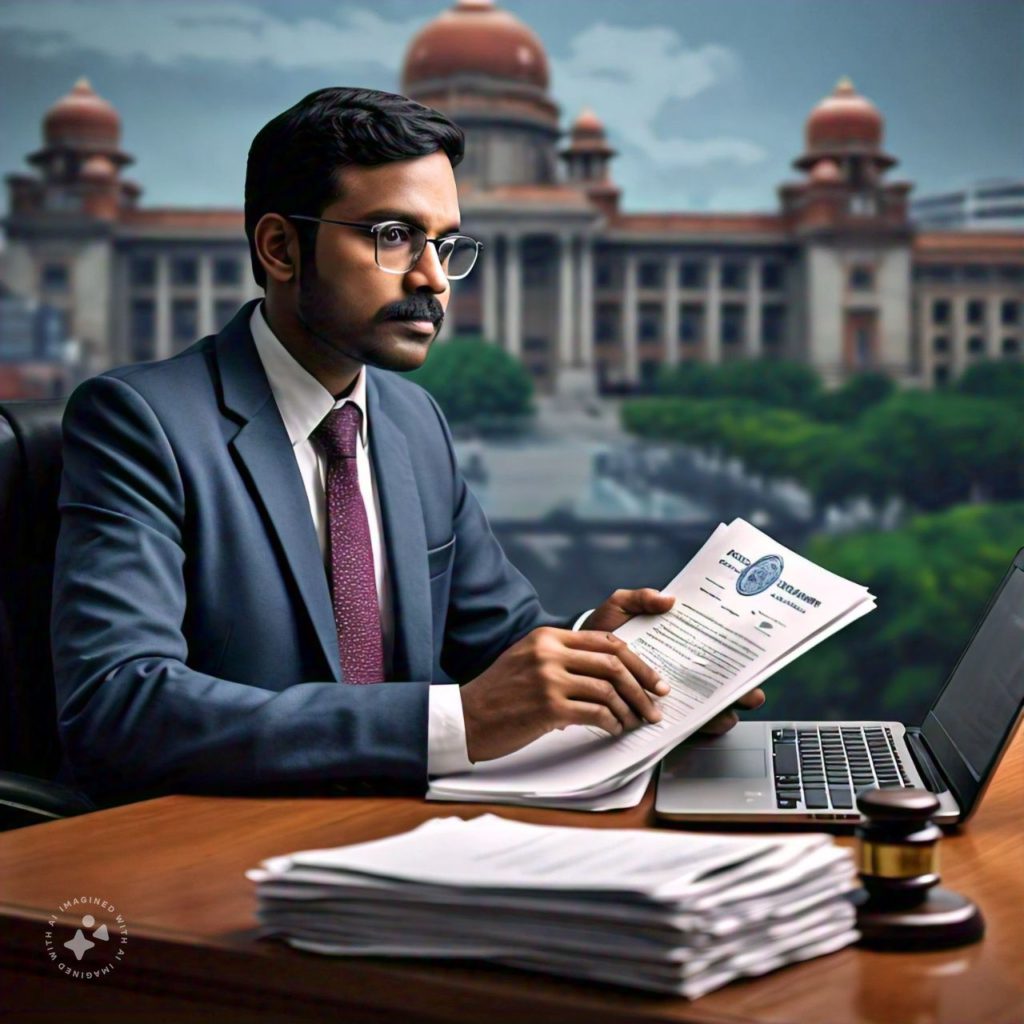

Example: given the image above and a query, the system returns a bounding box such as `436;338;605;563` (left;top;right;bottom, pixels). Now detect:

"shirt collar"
249;302;369;450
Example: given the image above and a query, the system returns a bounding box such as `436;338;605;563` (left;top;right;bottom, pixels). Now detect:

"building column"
155;253;171;359
951;294;967;378
578;237;594;370
503;234;522;359
917;291;933;386
624;250;638;384
746;256;762;358
482;235;498;345
114;252;130;365
198;254;214;337
558;234;575;369
706;254;722;364
986;294;1002;360
665;254;681;367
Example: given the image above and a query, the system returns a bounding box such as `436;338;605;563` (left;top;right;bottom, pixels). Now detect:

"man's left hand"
579;587;767;736
579;587;675;633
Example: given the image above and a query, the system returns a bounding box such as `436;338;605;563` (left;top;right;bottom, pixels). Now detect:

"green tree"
406;334;534;429
654;359;822;410
857;394;1023;509
624;379;1023;514
802;432;893;513
655;362;718;398
714;359;823;412
758;503;1024;723
812;372;894;423
622;397;852;510
957;361;1024;403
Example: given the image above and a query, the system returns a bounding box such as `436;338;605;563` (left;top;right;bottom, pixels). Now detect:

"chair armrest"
0;770;96;831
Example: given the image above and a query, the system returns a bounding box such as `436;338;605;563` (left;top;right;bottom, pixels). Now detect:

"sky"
1;0;1021;216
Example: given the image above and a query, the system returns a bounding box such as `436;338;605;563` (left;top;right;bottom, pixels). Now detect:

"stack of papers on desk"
248;814;859;998
429;518;875;810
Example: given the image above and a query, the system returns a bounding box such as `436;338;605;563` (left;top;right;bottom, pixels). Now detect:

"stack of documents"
429;518;875;809
248;814;859;998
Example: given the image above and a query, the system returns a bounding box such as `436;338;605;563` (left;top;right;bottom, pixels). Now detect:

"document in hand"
247;814;860;999
429;518;875;808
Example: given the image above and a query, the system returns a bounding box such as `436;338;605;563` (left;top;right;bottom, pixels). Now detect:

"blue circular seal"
736;554;784;596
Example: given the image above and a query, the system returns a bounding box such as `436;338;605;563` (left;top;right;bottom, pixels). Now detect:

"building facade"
911;178;1024;231
0;282;73;397
2;0;1022;397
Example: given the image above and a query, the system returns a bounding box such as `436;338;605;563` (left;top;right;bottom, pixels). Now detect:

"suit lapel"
215;303;342;682
367;370;433;682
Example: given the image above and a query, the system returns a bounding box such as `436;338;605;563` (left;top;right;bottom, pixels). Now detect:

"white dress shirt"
249;304;472;775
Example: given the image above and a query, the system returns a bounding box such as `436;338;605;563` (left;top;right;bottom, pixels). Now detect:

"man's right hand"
459;626;669;763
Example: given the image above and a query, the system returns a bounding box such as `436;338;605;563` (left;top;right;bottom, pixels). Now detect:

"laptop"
655;547;1024;825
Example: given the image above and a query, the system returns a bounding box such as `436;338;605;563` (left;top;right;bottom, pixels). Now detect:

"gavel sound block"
851;786;985;950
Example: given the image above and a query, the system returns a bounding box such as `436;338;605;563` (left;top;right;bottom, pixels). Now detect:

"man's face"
295;150;460;374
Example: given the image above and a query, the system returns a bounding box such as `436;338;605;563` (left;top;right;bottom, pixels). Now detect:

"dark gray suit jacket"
52;301;568;802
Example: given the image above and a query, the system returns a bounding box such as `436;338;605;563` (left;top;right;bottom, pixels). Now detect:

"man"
52;87;763;804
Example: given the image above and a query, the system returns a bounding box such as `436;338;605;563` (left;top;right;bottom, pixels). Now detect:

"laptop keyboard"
772;725;912;810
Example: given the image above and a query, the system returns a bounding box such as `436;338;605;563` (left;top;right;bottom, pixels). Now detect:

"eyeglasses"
287;215;481;280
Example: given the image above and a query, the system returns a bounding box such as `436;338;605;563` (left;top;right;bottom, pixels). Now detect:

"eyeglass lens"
375;223;478;279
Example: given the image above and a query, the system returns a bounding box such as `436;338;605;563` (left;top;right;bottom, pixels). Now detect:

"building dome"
794;76;895;173
80;154;118;183
806;77;883;151
43;78;121;150
565;107;615;158
402;0;549;92
572;107;605;136
809;157;842;183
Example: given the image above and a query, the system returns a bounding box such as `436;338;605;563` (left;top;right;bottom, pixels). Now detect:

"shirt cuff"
572;608;595;631
427;683;473;776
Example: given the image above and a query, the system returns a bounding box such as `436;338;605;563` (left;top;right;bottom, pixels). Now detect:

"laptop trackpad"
663;747;767;780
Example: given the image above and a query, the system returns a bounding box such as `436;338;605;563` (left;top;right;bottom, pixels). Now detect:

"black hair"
244;87;465;288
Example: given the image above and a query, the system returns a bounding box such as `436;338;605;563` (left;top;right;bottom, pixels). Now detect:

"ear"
254;213;300;284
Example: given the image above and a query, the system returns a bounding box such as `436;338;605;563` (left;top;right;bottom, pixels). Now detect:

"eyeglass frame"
286;214;482;280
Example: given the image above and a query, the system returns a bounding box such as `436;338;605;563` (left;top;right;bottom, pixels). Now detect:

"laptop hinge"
904;728;948;794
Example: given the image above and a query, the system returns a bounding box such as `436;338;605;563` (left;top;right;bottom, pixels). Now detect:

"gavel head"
855;787;942;905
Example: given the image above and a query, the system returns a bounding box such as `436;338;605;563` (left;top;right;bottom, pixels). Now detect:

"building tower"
4;79;140;375
401;0;561;189
7;77;141;226
779;77;915;383
560;108;621;218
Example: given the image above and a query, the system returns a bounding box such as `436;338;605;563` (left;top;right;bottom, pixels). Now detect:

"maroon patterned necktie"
311;403;385;684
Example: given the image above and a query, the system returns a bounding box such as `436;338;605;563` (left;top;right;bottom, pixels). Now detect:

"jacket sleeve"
420;392;574;684
52;374;429;803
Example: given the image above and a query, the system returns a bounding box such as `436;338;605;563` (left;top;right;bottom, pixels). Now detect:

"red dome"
572;107;605;135
44;78;120;149
806;77;883;150
402;0;549;92
566;106;614;157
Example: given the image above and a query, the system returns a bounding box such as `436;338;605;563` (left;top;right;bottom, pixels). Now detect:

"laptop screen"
922;554;1024;812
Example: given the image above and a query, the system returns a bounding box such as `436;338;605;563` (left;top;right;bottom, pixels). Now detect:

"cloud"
0;1;427;72
552;21;766;171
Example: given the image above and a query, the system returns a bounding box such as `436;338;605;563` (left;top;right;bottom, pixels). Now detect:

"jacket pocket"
426;536;456;580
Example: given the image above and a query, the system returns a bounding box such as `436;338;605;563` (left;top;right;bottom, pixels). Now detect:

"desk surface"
1;732;1021;1024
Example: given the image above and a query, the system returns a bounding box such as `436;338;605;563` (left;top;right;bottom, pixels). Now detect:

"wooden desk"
2;731;1021;1024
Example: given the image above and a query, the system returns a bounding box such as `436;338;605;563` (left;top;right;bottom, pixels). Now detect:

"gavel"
852;786;984;949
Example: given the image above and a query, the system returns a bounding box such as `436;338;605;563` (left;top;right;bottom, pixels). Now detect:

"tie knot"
312;403;362;461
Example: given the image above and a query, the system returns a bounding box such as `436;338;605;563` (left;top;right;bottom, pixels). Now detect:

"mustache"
376;295;445;326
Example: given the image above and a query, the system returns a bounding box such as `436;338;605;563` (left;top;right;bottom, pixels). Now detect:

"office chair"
0;399;95;830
